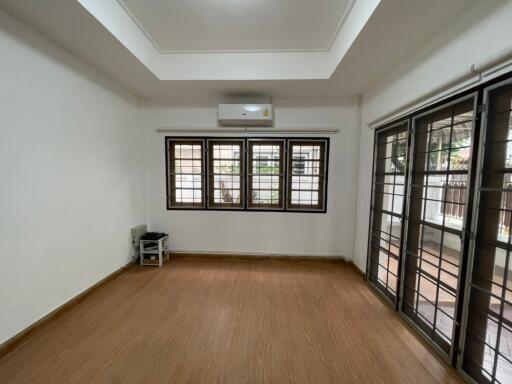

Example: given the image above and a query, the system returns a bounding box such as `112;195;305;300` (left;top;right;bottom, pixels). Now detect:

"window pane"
287;140;327;211
403;96;475;357
463;83;512;384
248;141;284;209
368;121;409;303
208;140;244;208
167;138;329;213
167;140;204;208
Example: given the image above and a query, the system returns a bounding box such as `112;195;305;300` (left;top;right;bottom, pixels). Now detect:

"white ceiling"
119;0;353;53
0;0;478;101
58;0;378;81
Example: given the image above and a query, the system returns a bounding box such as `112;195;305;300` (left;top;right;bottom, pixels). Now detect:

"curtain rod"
156;127;339;134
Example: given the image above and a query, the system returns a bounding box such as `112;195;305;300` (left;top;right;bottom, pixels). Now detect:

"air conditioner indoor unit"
218;104;273;127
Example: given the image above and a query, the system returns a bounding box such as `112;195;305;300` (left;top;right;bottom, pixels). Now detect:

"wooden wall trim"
0;258;136;360
350;262;366;279
170;253;365;279
170;252;348;263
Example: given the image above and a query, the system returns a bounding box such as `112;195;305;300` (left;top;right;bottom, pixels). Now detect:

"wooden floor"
0;257;463;383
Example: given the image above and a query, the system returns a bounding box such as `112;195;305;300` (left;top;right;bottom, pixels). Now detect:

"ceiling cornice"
115;0;356;55
76;0;380;80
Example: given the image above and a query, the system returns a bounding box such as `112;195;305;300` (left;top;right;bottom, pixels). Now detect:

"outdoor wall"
144;100;360;258
353;0;512;271
0;9;145;345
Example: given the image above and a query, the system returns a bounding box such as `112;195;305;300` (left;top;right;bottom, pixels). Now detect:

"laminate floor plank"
0;259;462;383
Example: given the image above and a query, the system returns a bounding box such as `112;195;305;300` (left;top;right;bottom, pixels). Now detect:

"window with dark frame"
166;139;205;209
402;95;476;357
461;81;512;384
248;140;285;209
367;121;409;304
208;139;245;209
366;72;512;384
165;137;328;212
287;140;327;211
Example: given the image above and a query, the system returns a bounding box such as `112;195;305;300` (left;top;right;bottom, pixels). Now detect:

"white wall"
0;9;145;344
6;0;509;348
145;100;360;258
353;0;512;270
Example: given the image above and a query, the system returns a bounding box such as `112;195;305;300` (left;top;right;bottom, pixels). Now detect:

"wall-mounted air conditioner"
218;104;273;126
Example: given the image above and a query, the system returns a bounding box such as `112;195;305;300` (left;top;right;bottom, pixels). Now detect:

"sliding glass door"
367;121;409;304
401;95;477;356
366;72;512;384
461;79;512;384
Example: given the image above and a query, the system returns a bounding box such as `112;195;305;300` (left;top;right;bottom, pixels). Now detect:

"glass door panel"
462;80;512;384
402;95;477;356
367;121;409;304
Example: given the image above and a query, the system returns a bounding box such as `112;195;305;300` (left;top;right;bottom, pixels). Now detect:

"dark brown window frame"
165;137;329;213
367;120;409;305
207;139;245;210
286;139;328;211
365;70;512;383
166;138;206;209
402;94;477;358
247;139;285;210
